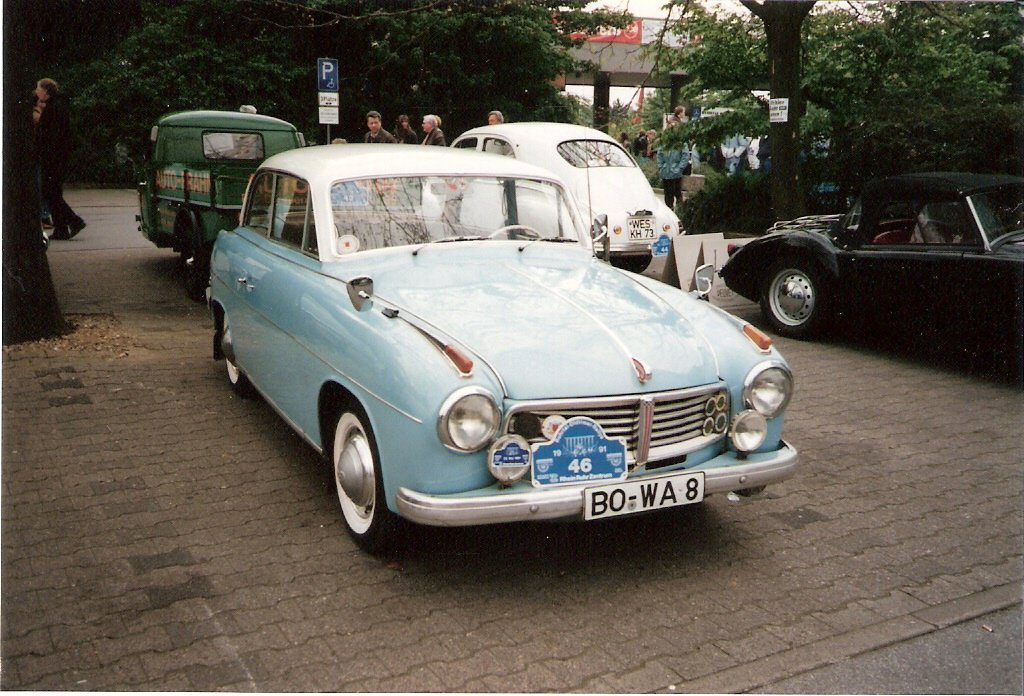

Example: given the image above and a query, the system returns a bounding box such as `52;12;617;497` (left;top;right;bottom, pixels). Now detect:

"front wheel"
760;259;831;338
333;410;400;553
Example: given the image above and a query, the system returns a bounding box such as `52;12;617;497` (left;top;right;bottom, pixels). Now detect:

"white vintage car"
453;122;681;274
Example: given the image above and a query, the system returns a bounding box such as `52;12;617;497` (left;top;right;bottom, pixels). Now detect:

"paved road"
2;190;1021;692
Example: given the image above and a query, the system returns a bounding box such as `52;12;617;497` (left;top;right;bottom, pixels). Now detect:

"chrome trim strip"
373;292;510;398
395;441;798;527
635;396;654;465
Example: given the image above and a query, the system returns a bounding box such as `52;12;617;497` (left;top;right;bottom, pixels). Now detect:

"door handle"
237;277;255;291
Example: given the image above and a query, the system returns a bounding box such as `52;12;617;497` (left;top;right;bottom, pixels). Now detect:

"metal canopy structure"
565;19;692;130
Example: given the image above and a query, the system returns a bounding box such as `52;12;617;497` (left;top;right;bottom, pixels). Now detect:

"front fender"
720;232;838;301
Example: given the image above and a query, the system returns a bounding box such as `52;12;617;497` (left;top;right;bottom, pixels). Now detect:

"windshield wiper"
518;237;580;252
434;235;487;243
411;235;486;256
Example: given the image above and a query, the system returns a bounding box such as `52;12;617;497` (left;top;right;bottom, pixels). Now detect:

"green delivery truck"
137;109;305;300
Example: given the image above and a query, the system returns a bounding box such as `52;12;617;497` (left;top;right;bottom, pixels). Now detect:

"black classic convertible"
719;172;1023;379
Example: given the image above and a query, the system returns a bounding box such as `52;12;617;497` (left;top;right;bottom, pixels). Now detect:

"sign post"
317;57;340;142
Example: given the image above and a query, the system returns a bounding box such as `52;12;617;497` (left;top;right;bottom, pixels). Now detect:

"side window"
453;137;478;150
246;173;274;234
483;138;514;157
868;199;917;245
910;201;975;245
271;175;309;250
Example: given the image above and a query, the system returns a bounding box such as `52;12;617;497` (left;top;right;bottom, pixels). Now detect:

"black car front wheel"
760;259;831;338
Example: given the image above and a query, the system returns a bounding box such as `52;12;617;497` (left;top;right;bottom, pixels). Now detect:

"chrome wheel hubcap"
771;271;815;325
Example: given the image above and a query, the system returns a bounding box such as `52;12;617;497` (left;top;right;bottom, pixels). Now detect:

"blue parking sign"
317;58;339;92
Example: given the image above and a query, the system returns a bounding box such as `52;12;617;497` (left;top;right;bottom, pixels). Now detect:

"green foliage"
801;2;1024;191
657;0;1023;205
34;0;632;183
679;170;773;236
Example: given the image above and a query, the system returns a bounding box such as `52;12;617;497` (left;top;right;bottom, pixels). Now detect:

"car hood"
327;244;720;400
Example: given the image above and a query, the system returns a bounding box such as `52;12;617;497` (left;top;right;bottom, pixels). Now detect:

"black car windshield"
969;184;1024;242
331;175;585;252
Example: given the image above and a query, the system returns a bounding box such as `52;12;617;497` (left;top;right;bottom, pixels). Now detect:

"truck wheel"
180;215;209;302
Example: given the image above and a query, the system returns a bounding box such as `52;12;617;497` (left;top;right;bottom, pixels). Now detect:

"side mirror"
592;214;610;262
694;263;715;299
346;276;374;311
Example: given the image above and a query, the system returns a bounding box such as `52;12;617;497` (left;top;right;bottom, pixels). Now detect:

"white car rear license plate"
628;216;655;239
584;471;705;520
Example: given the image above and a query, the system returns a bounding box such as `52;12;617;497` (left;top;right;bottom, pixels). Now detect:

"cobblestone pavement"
2;190;1021;692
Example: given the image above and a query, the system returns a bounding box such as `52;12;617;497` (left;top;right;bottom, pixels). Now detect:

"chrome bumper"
395;441;798;527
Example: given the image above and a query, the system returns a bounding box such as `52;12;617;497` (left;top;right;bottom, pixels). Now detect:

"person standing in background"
656;118;688;212
393;114;419;144
35;78;85;240
32;92;53;229
363;110;397;144
421;115;446;146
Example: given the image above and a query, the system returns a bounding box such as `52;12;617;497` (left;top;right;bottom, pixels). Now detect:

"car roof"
864;172;1024;200
261;144;570;187
157;110;297;131
455;121;620;145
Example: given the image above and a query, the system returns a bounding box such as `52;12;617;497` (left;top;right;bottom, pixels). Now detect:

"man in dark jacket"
35;78;86;240
363;110;397;144
421;115;446;146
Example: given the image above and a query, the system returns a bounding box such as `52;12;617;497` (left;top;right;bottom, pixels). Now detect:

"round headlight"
437;387;500;452
744;363;793;417
730;409;767;453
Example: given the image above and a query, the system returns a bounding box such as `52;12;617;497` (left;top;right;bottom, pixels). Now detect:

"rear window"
202;132;265;160
556;140;634;168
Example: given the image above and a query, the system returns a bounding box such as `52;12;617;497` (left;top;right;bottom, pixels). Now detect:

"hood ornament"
631;357;652;384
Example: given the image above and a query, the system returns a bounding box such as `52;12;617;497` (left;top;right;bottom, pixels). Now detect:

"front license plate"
628;216;655;239
584;471;705;520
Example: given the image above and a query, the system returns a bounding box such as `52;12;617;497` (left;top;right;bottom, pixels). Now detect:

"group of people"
33;78;86;240
358;109;505;147
359;111;448;147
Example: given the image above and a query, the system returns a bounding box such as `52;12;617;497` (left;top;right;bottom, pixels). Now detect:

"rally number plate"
628;216;655;239
584;471;705;520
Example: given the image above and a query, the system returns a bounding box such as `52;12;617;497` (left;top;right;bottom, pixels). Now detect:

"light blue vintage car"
209;145;797;553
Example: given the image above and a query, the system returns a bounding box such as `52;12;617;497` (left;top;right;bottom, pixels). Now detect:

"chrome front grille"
504;384;729;469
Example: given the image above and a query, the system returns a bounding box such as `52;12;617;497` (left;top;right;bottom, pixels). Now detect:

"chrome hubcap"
336;430;375;513
772;271;814;325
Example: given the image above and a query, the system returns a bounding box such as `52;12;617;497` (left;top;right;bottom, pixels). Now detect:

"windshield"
330;175;586;252
556;140;635;168
968;184;1024;242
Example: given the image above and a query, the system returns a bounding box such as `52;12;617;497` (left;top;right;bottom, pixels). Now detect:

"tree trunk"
3;2;69;344
741;0;815;222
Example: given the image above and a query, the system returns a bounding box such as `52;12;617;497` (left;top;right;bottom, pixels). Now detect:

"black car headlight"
437;387;500;452
743;362;793;418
